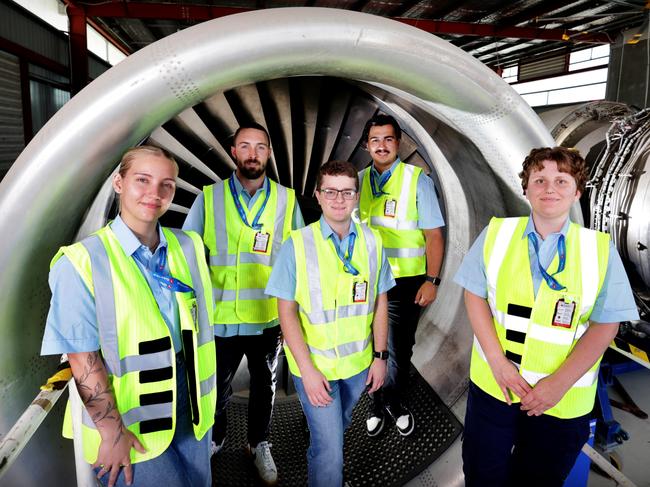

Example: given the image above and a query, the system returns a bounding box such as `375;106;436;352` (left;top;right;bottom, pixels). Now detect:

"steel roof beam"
82;2;612;43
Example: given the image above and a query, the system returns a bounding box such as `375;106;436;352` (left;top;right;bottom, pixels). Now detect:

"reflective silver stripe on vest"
301;224;378;325
486;218;519;307
384;247;425;258
272;184;288;263
303;226;324;313
521;368;597;388
122;403;174;427
82;235;122;376
308;335;372;359
398;164;415;221
200;375;216;396
209;252;273;266
579;227;599;316
370;216;418;231
219;288;269;302
81;402;174;429
120;350;171;374
169;229;213;347
211;181;228;255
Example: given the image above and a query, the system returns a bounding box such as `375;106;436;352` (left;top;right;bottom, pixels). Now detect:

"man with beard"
183;123;303;485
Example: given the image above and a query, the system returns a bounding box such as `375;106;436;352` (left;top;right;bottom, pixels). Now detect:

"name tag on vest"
253;232;270;253
384;199;397;218
353;280;368;303
552;298;576;328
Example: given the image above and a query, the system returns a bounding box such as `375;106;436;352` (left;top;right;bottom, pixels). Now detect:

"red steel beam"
84;3;251;20
396;18;612;43
82;2;612;44
67;2;89;95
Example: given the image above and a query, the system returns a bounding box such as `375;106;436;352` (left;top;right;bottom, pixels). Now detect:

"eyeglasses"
319;188;357;200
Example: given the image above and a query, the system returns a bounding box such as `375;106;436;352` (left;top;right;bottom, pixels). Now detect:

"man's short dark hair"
232;123;271;146
316;160;359;191
362;114;402;143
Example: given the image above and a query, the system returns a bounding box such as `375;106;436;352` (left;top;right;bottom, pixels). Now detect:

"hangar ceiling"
67;0;648;72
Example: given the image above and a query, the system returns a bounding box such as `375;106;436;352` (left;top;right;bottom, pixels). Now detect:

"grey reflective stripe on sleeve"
272;184;288;262
220;288;268;301
303;226;324;313
369;216;418;230
308;335;372;360
82;235;121;376
384;247;425;258
169;229;212;346
81;400;174;429
200;374;216;396
212;181;228;255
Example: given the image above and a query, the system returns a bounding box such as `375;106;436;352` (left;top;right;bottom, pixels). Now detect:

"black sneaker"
386;404;415;436
366;409;385;437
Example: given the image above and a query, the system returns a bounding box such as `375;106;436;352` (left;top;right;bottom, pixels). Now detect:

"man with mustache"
184;123;303;485
358;114;445;437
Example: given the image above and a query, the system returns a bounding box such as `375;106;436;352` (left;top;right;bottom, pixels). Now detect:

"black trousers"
212;326;283;446
462;381;590;487
373;274;425;412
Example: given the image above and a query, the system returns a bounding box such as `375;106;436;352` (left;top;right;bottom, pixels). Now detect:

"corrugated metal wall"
0;2;69;68
0;50;24;179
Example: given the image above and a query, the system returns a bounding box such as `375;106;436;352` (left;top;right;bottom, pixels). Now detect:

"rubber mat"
212;366;463;486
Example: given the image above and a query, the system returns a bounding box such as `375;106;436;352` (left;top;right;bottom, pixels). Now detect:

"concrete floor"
588;367;650;487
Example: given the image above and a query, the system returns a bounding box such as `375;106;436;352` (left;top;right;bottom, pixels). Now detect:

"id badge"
384;199;397;218
253;232;270;253
353;281;368;303
552;298;576;328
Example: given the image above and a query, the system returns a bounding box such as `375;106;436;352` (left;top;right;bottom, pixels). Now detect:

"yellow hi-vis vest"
203;178;295;324
287;221;382;380
471;216;610;419
359;161;426;278
55;225;216;464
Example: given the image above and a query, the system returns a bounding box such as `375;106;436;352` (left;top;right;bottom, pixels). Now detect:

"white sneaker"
249;441;278;485
210;438;224;457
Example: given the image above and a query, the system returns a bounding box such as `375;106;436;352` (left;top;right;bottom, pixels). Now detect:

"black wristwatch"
425;275;441;286
373;350;389;360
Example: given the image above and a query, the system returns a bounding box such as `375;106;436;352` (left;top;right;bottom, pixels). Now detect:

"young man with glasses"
266;160;395;486
358;114;445;437
183;123;303;485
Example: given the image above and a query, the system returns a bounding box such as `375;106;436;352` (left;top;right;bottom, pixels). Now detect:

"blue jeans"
293;369;369;487
96;355;211;487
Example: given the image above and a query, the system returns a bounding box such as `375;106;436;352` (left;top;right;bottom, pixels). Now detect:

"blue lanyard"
134;247;194;293
333;233;359;275
528;233;566;291
229;177;271;230
369;168;391;198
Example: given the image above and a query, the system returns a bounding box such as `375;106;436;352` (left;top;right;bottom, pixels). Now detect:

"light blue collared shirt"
183;173;305;337
41;215;182;355
453;216;639;324
358;158;445;230
265;216;396;301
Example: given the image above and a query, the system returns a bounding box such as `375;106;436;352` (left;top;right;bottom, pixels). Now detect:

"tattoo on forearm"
73;352;123;431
